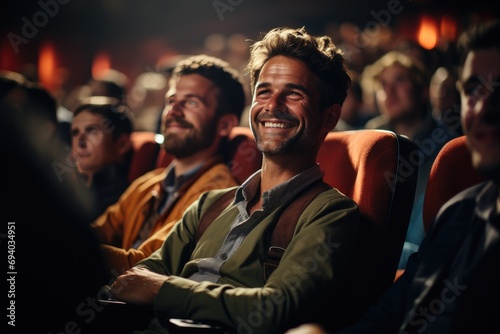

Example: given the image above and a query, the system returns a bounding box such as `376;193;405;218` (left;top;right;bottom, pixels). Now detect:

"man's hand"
110;267;169;306
284;324;329;334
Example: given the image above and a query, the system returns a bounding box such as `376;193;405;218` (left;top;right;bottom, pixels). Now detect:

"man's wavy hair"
171;54;246;121
246;27;351;110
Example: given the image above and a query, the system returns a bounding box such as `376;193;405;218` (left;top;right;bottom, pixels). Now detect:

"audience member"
1;71;64;153
286;18;500;334
56;68;130;144
71;96;134;221
91;54;245;274
362;50;455;269
429;66;463;137
106;26;359;334
0;70;81;189
395;39;440;75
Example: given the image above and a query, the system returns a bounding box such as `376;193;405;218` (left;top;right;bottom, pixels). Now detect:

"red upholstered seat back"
422;135;485;232
319;130;414;230
127;131;162;183
317;129;418;330
224;126;262;184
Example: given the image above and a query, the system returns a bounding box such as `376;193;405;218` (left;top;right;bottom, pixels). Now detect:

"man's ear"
323;104;341;132
116;134;132;156
217;114;239;137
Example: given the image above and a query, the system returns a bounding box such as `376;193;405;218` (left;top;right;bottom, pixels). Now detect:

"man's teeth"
264;122;289;128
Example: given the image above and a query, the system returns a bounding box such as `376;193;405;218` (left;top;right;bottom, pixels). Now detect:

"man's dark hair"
1;71;58;126
73;96;133;139
25;82;58;124
170;54;246;121
457;19;500;72
246;26;351;110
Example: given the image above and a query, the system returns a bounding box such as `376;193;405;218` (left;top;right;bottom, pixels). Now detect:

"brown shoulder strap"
263;180;331;280
196;188;237;242
195;180;331;281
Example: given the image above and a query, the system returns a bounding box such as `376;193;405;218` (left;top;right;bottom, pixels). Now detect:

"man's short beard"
255;128;309;156
163;119;217;158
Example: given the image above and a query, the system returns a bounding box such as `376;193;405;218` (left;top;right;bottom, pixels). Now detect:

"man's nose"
166;103;185;118
264;94;284;112
78;135;87;148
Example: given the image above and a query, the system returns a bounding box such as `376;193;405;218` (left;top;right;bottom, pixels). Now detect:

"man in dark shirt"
287;18;500;334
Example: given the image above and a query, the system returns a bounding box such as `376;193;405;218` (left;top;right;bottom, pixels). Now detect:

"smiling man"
107;27;359;334
91;55;245;274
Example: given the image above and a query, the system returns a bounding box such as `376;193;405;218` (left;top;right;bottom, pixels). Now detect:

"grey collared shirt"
189;164;324;283
131;164;202;249
158;164;201;215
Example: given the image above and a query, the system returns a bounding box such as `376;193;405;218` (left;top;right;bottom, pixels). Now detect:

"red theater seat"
127;131;162;183
423;136;485;233
316;129;418;329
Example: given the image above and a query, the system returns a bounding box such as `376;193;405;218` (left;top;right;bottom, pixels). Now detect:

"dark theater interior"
2;1;499;334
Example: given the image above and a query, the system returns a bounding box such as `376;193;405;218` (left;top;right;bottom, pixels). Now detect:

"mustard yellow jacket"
92;162;238;273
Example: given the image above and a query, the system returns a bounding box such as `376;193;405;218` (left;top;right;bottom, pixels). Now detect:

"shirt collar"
476;181;500;222
236;164;324;211
161;163;203;192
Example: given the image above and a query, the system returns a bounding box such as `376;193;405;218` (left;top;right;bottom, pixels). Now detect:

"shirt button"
220;253;227;260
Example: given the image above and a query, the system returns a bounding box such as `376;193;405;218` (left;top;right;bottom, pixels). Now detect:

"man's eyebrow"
461;74;500;85
71;123;99;133
165;91;175;100
461;75;481;85
166;93;203;100
184;93;203;99
286;83;309;94
255;82;310;94
255;82;271;90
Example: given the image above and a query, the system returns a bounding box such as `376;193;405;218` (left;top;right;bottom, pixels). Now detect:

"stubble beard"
255;127;310;157
163;120;217;158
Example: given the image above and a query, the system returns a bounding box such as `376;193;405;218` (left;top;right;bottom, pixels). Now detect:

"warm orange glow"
440;15;457;41
38;42;57;90
92;51;110;78
417;16;438;50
